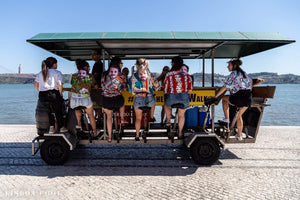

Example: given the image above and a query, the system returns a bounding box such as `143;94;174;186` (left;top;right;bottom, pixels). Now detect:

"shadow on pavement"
0;142;239;177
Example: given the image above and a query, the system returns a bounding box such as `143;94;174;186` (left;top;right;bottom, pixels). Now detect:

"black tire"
190;138;220;165
35;100;50;135
40;138;70;165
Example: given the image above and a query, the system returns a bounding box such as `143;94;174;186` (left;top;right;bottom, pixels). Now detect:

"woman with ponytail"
128;58;160;141
213;58;252;141
34;57;67;134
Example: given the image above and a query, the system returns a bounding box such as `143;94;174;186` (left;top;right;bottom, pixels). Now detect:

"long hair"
229;58;246;78
136;58;149;73
171;56;183;71
42;57;57;82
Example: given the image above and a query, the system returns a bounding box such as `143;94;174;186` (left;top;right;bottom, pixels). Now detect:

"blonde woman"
128;58;159;141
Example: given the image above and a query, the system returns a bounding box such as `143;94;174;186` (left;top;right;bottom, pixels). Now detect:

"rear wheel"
40;138;70;165
190;138;220;165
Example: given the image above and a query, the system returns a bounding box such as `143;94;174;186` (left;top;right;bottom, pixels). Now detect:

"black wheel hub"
48;144;64;159
198;143;214;158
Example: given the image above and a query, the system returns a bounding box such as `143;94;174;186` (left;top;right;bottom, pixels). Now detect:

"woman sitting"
101;65;127;142
128;58;159;141
70;60;97;137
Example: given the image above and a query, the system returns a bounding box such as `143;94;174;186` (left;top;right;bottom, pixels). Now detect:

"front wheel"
40;138;70;165
190;138;220;165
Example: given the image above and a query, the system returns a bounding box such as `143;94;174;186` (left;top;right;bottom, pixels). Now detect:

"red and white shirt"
164;70;193;94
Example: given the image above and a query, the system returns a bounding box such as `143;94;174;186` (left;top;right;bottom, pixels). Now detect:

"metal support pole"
202;54;205;87
102;49;105;72
211;49;215;87
211;49;215;133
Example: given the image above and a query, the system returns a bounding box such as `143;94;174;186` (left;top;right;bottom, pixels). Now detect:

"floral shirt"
128;72;160;96
164;70;193;94
102;73;127;97
71;73;95;95
223;70;252;94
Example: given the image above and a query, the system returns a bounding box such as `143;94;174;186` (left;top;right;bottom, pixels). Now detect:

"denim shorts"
164;92;189;109
134;95;155;110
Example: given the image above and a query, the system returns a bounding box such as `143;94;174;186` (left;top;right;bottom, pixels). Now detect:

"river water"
0;84;299;126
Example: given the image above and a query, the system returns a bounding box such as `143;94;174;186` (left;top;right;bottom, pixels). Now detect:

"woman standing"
70;59;97;137
108;57;128;124
164;56;193;139
214;58;252;141
128;58;159;141
101;65;126;142
34;57;66;134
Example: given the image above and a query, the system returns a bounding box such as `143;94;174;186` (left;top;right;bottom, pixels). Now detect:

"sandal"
92;131;100;140
93;131;99;137
121;120;129;124
164;122;171;128
178;135;184;139
108;137;112;143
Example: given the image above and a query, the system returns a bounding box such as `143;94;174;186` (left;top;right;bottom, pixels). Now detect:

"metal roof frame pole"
102;49;105;72
211;49;215;133
202;54;205;87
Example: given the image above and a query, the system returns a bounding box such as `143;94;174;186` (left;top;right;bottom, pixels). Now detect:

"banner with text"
122;90;215;106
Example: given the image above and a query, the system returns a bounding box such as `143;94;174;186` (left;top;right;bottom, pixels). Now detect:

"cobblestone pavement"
0;125;299;200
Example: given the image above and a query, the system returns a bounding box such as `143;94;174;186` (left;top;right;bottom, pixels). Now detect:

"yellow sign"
188;90;216;106
122;90;215;106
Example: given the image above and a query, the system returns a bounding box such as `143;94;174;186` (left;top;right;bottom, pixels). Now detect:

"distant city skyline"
0;0;299;75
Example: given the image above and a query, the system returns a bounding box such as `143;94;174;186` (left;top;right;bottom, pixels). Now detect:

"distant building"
18;64;22;74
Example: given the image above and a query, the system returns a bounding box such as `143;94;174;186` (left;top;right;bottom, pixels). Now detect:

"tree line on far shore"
1;72;300;84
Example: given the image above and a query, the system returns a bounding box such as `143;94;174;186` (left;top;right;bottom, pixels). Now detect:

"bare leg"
164;105;172;125
222;95;230;120
103;108;113;142
236;107;248;137
161;106;165;124
85;106;97;136
177;108;187;137
75;110;82;127
134;109;143;137
150;105;155;119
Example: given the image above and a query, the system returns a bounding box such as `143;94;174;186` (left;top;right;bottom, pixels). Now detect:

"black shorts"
229;89;252;107
102;95;125;110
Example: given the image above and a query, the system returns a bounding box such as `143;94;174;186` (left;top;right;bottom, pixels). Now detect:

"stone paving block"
0;125;299;199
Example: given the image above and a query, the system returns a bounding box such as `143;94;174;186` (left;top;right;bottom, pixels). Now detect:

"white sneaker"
49;126;55;134
235;135;243;141
60;127;68;133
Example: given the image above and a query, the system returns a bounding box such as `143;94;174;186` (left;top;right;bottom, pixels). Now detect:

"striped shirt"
164;70;193;94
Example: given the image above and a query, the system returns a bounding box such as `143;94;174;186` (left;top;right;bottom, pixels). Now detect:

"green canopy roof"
27;31;295;61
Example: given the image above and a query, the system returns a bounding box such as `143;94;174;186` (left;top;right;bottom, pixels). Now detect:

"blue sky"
0;0;299;75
